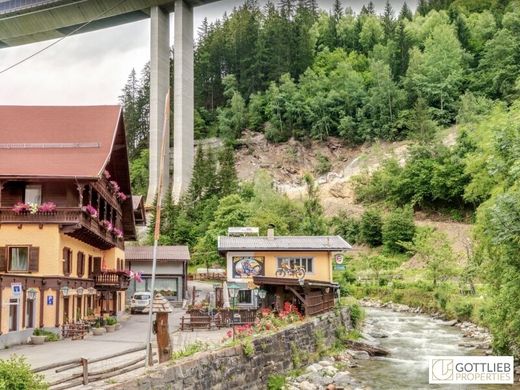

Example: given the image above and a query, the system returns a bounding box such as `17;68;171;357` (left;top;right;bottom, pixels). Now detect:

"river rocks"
368;331;388;339
285;355;367;390
349;350;370;360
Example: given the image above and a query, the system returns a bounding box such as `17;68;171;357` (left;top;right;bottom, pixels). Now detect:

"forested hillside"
120;0;520;358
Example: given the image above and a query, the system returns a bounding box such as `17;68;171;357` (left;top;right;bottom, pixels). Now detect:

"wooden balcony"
0;207;122;250
93;271;130;291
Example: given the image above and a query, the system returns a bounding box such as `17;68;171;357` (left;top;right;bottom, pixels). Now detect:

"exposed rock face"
110;308;354;390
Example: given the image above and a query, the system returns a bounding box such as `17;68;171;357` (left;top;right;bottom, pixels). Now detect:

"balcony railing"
0;207;122;250
93;271;130;291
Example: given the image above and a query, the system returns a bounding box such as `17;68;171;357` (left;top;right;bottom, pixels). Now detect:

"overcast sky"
0;0;416;105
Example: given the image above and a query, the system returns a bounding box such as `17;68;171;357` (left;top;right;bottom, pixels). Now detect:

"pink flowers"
110;181;120;193
12;201;57;214
116;192;128;202
104;170;111;179
12;202;30;213
113;227;123;239
38;201;57;213
83;204;98;218
101;220;114;231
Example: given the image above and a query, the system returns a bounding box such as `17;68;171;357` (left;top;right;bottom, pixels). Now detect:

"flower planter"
92;327;106;336
114;323;121;331
105;325;116;333
31;335;46;345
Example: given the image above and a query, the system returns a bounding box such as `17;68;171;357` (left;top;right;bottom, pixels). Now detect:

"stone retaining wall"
111;307;352;390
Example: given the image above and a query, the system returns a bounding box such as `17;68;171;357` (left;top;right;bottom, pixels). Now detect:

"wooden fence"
33;345;156;390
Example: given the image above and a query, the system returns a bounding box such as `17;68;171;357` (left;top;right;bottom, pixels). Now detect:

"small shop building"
125;246;189;302
217;229;351;316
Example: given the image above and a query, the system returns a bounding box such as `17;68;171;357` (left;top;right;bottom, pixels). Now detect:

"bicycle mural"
232;256;265;278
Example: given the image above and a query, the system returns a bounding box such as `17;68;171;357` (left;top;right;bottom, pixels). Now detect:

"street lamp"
257;289;267;309
61;286;69;296
227;283;240;310
27;288;37;301
77;287;84;296
88;287;96;295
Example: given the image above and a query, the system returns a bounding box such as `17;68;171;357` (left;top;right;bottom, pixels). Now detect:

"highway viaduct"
0;0;217;203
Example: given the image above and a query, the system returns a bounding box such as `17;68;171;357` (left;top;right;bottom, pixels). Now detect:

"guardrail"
33;345;156;389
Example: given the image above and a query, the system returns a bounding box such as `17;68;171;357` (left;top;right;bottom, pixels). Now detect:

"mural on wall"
232;256;265;278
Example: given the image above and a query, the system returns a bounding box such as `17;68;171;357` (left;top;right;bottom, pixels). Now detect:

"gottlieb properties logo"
429;356;514;384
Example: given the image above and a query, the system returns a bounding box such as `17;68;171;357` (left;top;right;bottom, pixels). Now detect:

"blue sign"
334;264;346;271
47;296;54;305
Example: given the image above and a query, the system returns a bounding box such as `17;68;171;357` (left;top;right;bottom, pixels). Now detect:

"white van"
130;292;152;314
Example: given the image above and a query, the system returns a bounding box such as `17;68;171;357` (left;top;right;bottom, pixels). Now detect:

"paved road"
0;282;228;388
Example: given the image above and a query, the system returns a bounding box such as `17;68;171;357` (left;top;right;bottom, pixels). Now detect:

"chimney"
267;228;275;240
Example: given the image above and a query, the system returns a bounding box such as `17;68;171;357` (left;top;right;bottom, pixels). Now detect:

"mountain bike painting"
232;256;265;278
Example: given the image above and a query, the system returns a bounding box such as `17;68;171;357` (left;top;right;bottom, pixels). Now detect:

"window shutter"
93;257;101;274
77;252;84;277
63;247;71;275
29;247;39;272
0;247;7;272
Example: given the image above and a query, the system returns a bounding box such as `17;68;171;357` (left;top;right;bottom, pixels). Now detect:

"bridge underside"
0;0;216;203
0;0;214;47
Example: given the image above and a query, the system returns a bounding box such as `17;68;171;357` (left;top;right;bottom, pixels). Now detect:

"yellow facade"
0;224;126;335
255;251;332;282
227;250;334;284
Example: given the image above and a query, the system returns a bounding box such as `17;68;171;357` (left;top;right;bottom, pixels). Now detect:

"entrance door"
63;297;70;323
9;299;18;331
76;296;82;320
93;257;102;274
26;299;35;328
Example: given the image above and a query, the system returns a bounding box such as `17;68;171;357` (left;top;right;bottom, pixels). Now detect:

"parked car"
130;292;152;314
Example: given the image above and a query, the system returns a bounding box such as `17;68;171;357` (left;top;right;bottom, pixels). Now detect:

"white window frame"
25;184;42;204
8;246;30;272
237;289;253;305
277;257;314;274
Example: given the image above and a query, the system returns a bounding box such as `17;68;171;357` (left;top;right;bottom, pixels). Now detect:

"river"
349;307;515;390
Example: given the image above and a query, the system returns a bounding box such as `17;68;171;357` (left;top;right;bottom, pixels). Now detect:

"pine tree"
366;1;375;15
300;174;327;235
398;2;413;21
216;147;238;196
187;146;207;203
382;0;395;42
417;0;430;16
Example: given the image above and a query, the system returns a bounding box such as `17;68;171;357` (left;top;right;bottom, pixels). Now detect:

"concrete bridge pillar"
147;5;171;205
172;0;194;203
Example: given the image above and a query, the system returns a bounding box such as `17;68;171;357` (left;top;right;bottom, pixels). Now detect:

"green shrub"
315;153;332;175
0;356;48;389
382;207;416;253
454;302;473;321
105;316;117;326
171;341;208;361
267;374;286;390
359;208;383;247
241;338;255;358
332;213;361;244
349;303;363;328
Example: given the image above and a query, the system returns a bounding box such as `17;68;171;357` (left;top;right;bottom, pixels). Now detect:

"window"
238;289;253;304
77;252;85;277
9;247;29;271
24;185;42;204
277;257;314;273
63;247;72;276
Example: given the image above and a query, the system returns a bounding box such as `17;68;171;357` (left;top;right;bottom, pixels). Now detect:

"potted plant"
92;319;106;336
105;316;117;333
31;328;46;345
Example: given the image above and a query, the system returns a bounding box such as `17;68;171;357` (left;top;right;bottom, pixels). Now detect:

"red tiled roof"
0;105;122;178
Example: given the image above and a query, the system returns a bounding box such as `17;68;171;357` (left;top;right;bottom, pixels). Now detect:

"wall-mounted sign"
47;295;54;305
335;254;344;264
11;283;22;298
334;264;346;271
228;227;259;236
232;256;265;278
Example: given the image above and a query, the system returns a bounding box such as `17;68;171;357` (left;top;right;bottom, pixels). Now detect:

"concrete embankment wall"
111;307;352;390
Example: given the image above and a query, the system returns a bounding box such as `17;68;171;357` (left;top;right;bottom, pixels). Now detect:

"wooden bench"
180;315;212;331
62;322;89;340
